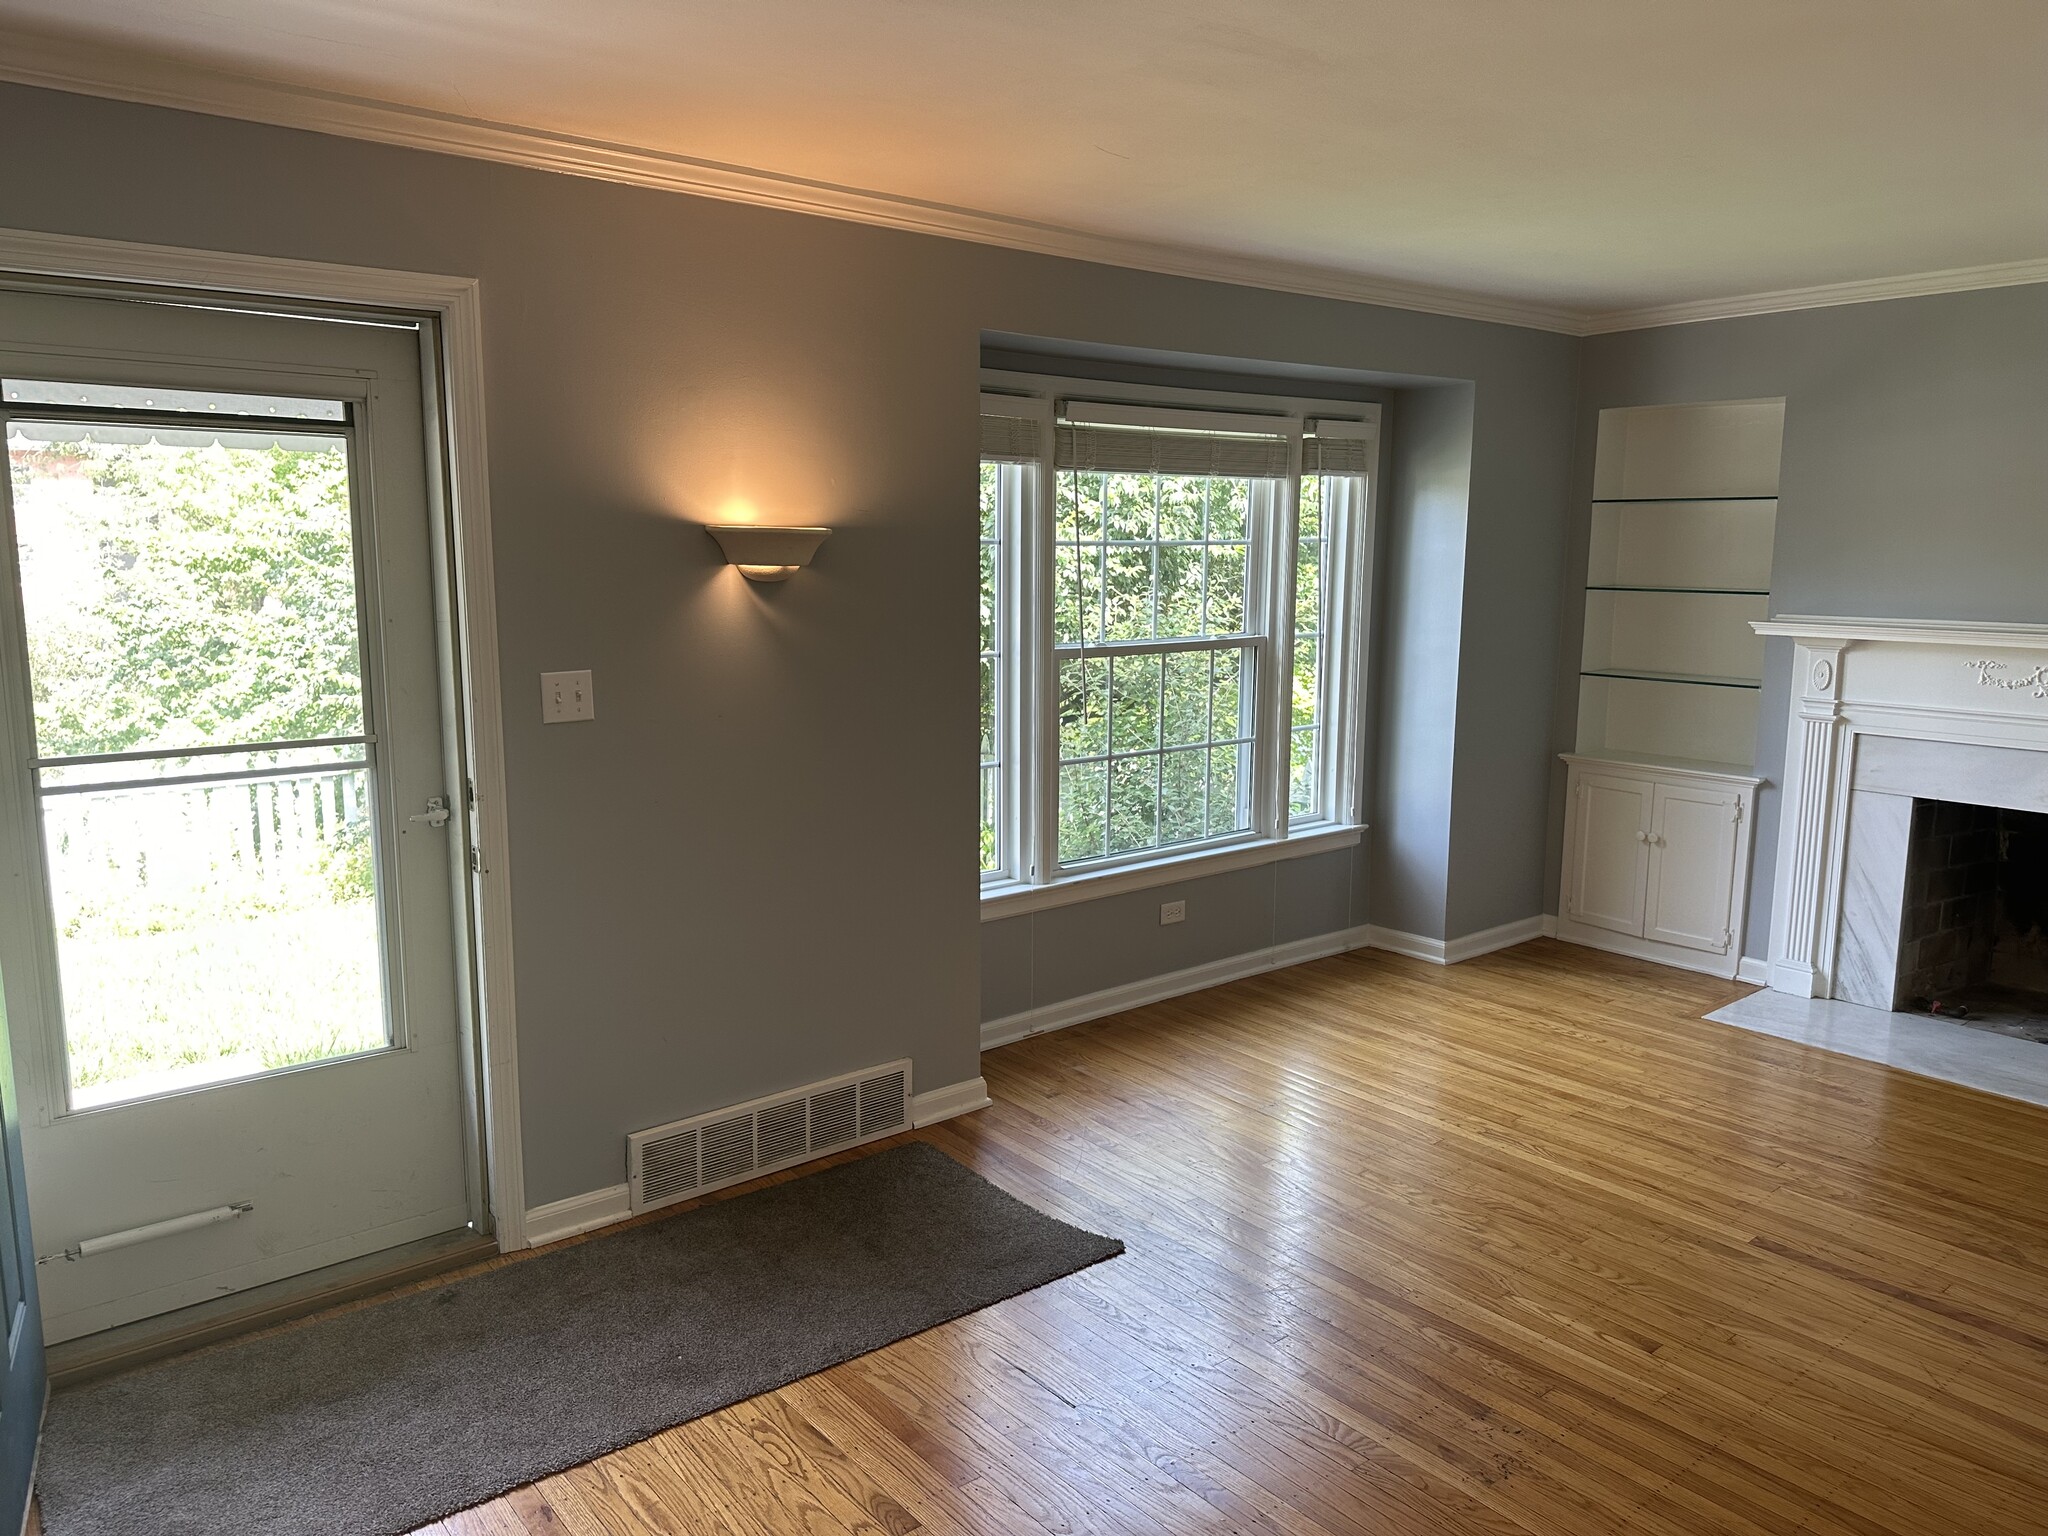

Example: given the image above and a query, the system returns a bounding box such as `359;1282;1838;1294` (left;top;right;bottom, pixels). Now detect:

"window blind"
979;412;1043;464
1054;421;1290;478
6;419;336;453
1303;433;1374;475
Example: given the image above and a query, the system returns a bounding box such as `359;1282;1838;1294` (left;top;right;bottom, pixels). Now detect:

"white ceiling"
3;1;2044;323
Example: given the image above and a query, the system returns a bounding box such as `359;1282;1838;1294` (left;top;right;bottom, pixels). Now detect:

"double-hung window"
980;380;1377;912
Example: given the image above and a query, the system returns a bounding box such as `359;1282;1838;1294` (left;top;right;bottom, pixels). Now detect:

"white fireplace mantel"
1752;615;2048;998
1754;615;2048;652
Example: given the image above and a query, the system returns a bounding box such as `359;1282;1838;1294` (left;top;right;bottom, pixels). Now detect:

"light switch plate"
541;669;594;723
1160;900;1186;925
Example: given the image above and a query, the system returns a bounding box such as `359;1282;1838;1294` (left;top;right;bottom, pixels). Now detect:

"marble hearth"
1704;989;2048;1110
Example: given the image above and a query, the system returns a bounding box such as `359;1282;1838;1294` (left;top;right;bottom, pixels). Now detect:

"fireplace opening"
1893;800;2048;1041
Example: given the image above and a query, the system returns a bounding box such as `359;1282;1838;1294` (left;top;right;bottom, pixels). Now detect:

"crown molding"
0;25;1585;335
4;25;2045;340
1583;256;2048;334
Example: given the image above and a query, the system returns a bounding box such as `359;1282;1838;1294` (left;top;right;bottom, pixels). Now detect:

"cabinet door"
1567;773;1653;936
1644;784;1741;954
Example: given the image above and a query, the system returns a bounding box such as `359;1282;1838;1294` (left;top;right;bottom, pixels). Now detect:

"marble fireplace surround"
1753;616;2048;1003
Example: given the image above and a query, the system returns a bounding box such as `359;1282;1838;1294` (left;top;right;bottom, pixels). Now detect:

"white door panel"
0;288;475;1342
1567;773;1652;936
1644;784;1740;954
23;1048;470;1338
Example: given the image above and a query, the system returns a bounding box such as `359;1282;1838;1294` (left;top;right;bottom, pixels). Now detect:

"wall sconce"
704;525;832;582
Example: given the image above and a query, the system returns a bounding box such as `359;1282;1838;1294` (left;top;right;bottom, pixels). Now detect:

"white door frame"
0;226;527;1250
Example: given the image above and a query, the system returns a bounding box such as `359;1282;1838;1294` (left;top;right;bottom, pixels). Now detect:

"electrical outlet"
541;669;594;723
1160;900;1186;926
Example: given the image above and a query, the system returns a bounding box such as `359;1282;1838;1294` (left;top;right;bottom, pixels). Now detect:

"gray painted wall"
980;850;1358;1022
0;82;1577;1207
1548;284;2048;957
1370;385;1473;940
1449;364;1579;937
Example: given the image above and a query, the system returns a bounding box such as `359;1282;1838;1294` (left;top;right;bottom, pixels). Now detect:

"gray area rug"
40;1141;1122;1536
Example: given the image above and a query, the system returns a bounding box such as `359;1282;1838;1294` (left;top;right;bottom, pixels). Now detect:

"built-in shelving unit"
1558;399;1783;980
1574;401;1784;774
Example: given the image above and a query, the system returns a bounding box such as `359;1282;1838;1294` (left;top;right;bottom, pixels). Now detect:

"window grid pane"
1054;464;1263;866
1056;470;1251;647
978;462;1001;873
1058;645;1255;865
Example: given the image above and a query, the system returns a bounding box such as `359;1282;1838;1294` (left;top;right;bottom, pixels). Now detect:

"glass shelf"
1585;584;1769;596
1580;667;1762;690
1589;496;1778;505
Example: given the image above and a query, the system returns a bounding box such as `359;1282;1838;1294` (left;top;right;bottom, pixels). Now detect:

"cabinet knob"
1635;831;1649;843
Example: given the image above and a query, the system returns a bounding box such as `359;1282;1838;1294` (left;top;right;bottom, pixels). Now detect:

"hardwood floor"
84;939;2048;1534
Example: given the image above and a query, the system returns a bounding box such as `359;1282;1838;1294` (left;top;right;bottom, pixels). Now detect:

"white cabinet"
1644;782;1742;953
1569;772;1653;935
1558;756;1758;979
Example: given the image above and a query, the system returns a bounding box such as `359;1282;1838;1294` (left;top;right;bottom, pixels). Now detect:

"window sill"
980;824;1366;922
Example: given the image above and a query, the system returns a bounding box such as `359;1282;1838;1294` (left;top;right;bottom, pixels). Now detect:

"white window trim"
981;372;1381;918
982;822;1362;920
979;392;1052;887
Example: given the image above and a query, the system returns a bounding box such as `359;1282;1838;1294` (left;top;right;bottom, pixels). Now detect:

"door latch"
409;796;452;829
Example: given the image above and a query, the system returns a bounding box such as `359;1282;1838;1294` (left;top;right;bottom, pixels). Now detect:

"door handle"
40;1202;254;1265
409;796;451;829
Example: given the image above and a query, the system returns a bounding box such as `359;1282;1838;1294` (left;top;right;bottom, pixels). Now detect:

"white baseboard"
1736;955;1770;985
1364;914;1550;966
912;1076;991;1126
1769;959;1822;997
982;925;1373;1051
523;1183;631;1248
978;914;1560;1052
1551;918;1742;980
1445;914;1551;963
1361;925;1448;963
522;1073;994;1248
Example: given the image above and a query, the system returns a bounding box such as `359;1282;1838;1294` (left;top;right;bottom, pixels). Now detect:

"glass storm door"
0;287;475;1343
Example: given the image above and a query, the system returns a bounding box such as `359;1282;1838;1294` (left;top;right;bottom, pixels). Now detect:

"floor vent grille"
860;1068;908;1137
626;1059;914;1215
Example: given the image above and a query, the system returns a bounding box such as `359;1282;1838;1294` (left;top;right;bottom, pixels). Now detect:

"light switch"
541;669;594;723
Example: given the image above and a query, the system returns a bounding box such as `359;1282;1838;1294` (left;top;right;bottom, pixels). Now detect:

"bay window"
980;381;1376;913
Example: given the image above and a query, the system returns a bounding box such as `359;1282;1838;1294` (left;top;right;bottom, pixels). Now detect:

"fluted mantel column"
1766;642;1847;996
